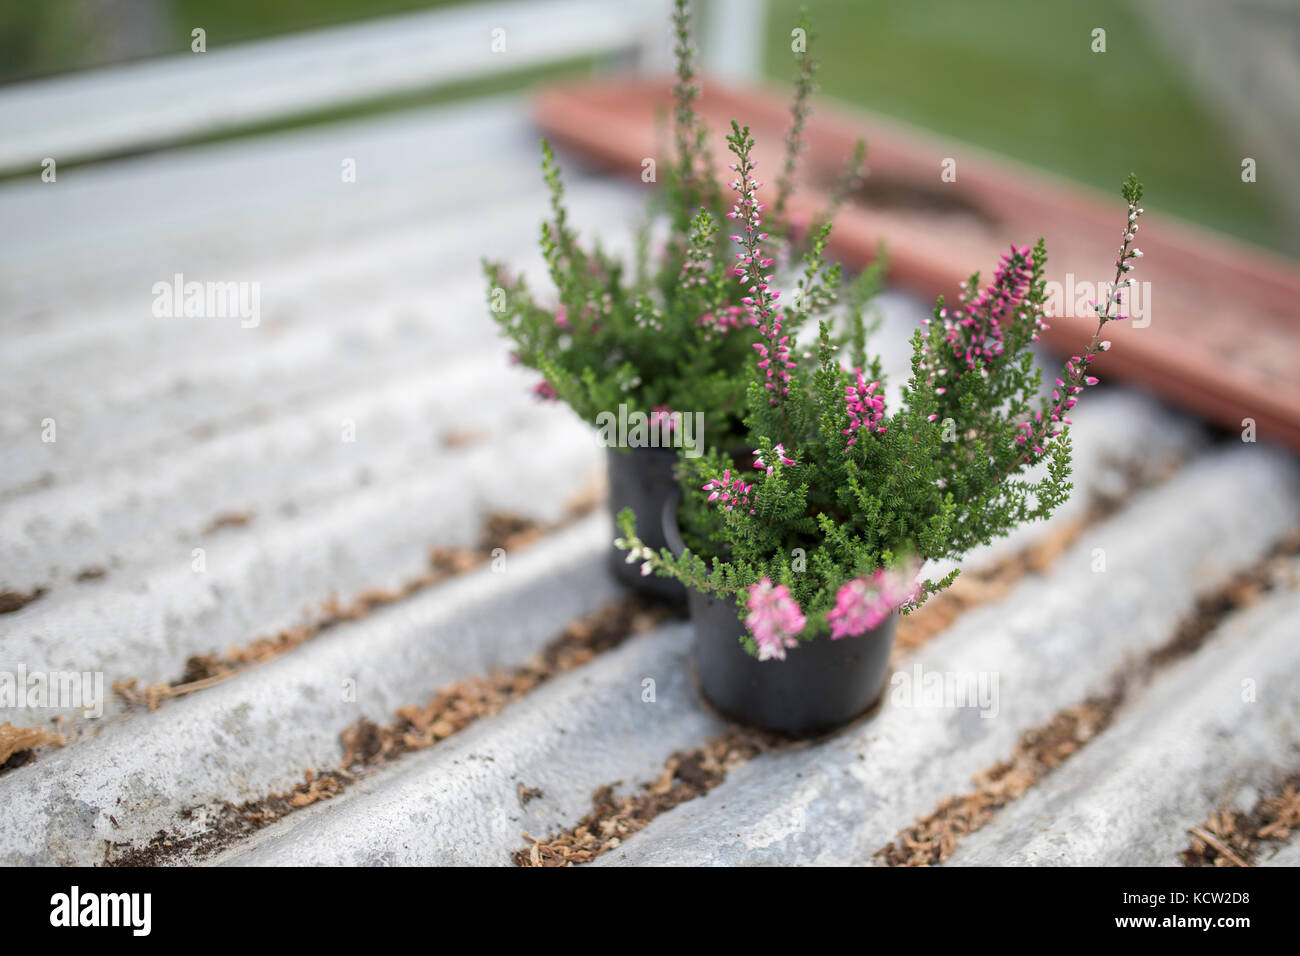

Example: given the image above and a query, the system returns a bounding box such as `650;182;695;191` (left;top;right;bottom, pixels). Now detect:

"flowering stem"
1013;176;1145;468
726;122;797;444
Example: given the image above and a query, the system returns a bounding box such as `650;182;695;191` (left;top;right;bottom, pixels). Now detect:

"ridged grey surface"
0;518;624;866
947;572;1300;867
2;88;1297;868
215;624;725;866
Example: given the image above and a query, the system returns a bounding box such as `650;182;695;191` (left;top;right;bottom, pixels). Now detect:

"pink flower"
843;371;887;446
827;564;921;640
919;244;1038;386
745;578;806;661
752;443;795;474
702;469;755;513
697;304;746;340
533;380;558;402
554;304;570;331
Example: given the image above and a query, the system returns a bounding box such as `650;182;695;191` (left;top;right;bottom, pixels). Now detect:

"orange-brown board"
534;79;1300;451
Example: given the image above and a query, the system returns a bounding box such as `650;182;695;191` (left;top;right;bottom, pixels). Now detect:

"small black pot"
605;445;686;603
662;494;896;737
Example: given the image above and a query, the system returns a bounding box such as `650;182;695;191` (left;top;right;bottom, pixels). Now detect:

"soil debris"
514;729;777;867
1182;775;1300;867
336;599;669;770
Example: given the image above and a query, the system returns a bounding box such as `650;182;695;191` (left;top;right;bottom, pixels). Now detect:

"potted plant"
482;0;864;601
617;119;1147;735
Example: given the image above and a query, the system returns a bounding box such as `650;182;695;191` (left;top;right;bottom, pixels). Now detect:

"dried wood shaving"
0;722;67;768
201;511;254;535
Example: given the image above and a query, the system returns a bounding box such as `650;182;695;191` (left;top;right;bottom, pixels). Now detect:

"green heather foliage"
482;0;862;447
619;165;1146;657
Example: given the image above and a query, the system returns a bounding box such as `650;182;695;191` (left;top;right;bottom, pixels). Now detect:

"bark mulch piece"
514;729;779;867
106;596;674;866
877;529;1300;867
201;510;254;535
1182;775;1300;867
0;586;46;615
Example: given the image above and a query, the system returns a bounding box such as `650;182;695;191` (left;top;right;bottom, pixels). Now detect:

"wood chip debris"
1182;776;1300;867
514;729;777;867
0;586;47;615
0;722;67;769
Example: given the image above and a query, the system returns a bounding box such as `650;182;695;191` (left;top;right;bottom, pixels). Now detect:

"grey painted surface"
948;574;1300;866
0;517;624;866
215;624;725;866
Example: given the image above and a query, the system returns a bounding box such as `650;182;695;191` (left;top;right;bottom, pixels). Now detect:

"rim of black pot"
661;487;686;558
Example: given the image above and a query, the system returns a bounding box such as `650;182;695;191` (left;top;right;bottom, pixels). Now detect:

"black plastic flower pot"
662;493;896;737
605;445;687;604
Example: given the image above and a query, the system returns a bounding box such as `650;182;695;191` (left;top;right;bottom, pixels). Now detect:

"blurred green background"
1;0;1289;254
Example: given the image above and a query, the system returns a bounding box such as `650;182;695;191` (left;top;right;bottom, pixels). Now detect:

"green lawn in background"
763;0;1283;251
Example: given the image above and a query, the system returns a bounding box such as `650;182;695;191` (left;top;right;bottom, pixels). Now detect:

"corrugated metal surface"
2;94;1298;867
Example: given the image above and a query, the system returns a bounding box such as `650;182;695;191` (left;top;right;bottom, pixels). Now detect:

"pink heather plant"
482;0;862;450
617;138;1149;659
